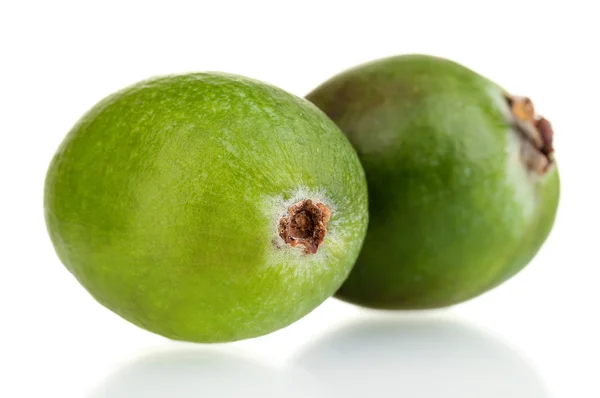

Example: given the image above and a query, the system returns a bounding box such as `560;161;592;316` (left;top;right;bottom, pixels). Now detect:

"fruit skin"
44;73;368;342
307;54;560;309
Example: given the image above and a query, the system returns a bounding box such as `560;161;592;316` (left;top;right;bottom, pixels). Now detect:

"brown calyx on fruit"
505;94;555;175
279;199;331;254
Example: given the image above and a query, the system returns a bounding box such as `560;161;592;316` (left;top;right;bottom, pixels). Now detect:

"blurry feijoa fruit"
44;73;368;342
307;54;560;309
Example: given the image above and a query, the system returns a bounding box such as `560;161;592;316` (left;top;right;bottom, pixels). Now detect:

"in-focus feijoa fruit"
307;54;560;309
45;73;368;342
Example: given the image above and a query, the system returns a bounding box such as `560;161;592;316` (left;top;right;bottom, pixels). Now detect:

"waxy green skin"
307;55;560;309
45;73;368;342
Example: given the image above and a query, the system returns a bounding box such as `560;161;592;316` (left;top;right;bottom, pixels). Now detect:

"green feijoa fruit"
307;54;560;309
45;73;368;342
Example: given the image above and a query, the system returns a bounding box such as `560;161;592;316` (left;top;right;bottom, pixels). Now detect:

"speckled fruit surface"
45;73;368;342
307;54;560;309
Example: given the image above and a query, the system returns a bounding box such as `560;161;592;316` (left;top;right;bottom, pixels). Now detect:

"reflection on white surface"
86;316;551;398
88;346;328;398
294;315;551;398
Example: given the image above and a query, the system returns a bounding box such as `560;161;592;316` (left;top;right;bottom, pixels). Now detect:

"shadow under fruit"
44;73;368;342
307;54;560;309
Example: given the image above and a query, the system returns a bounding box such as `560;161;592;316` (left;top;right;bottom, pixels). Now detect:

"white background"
1;1;598;397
